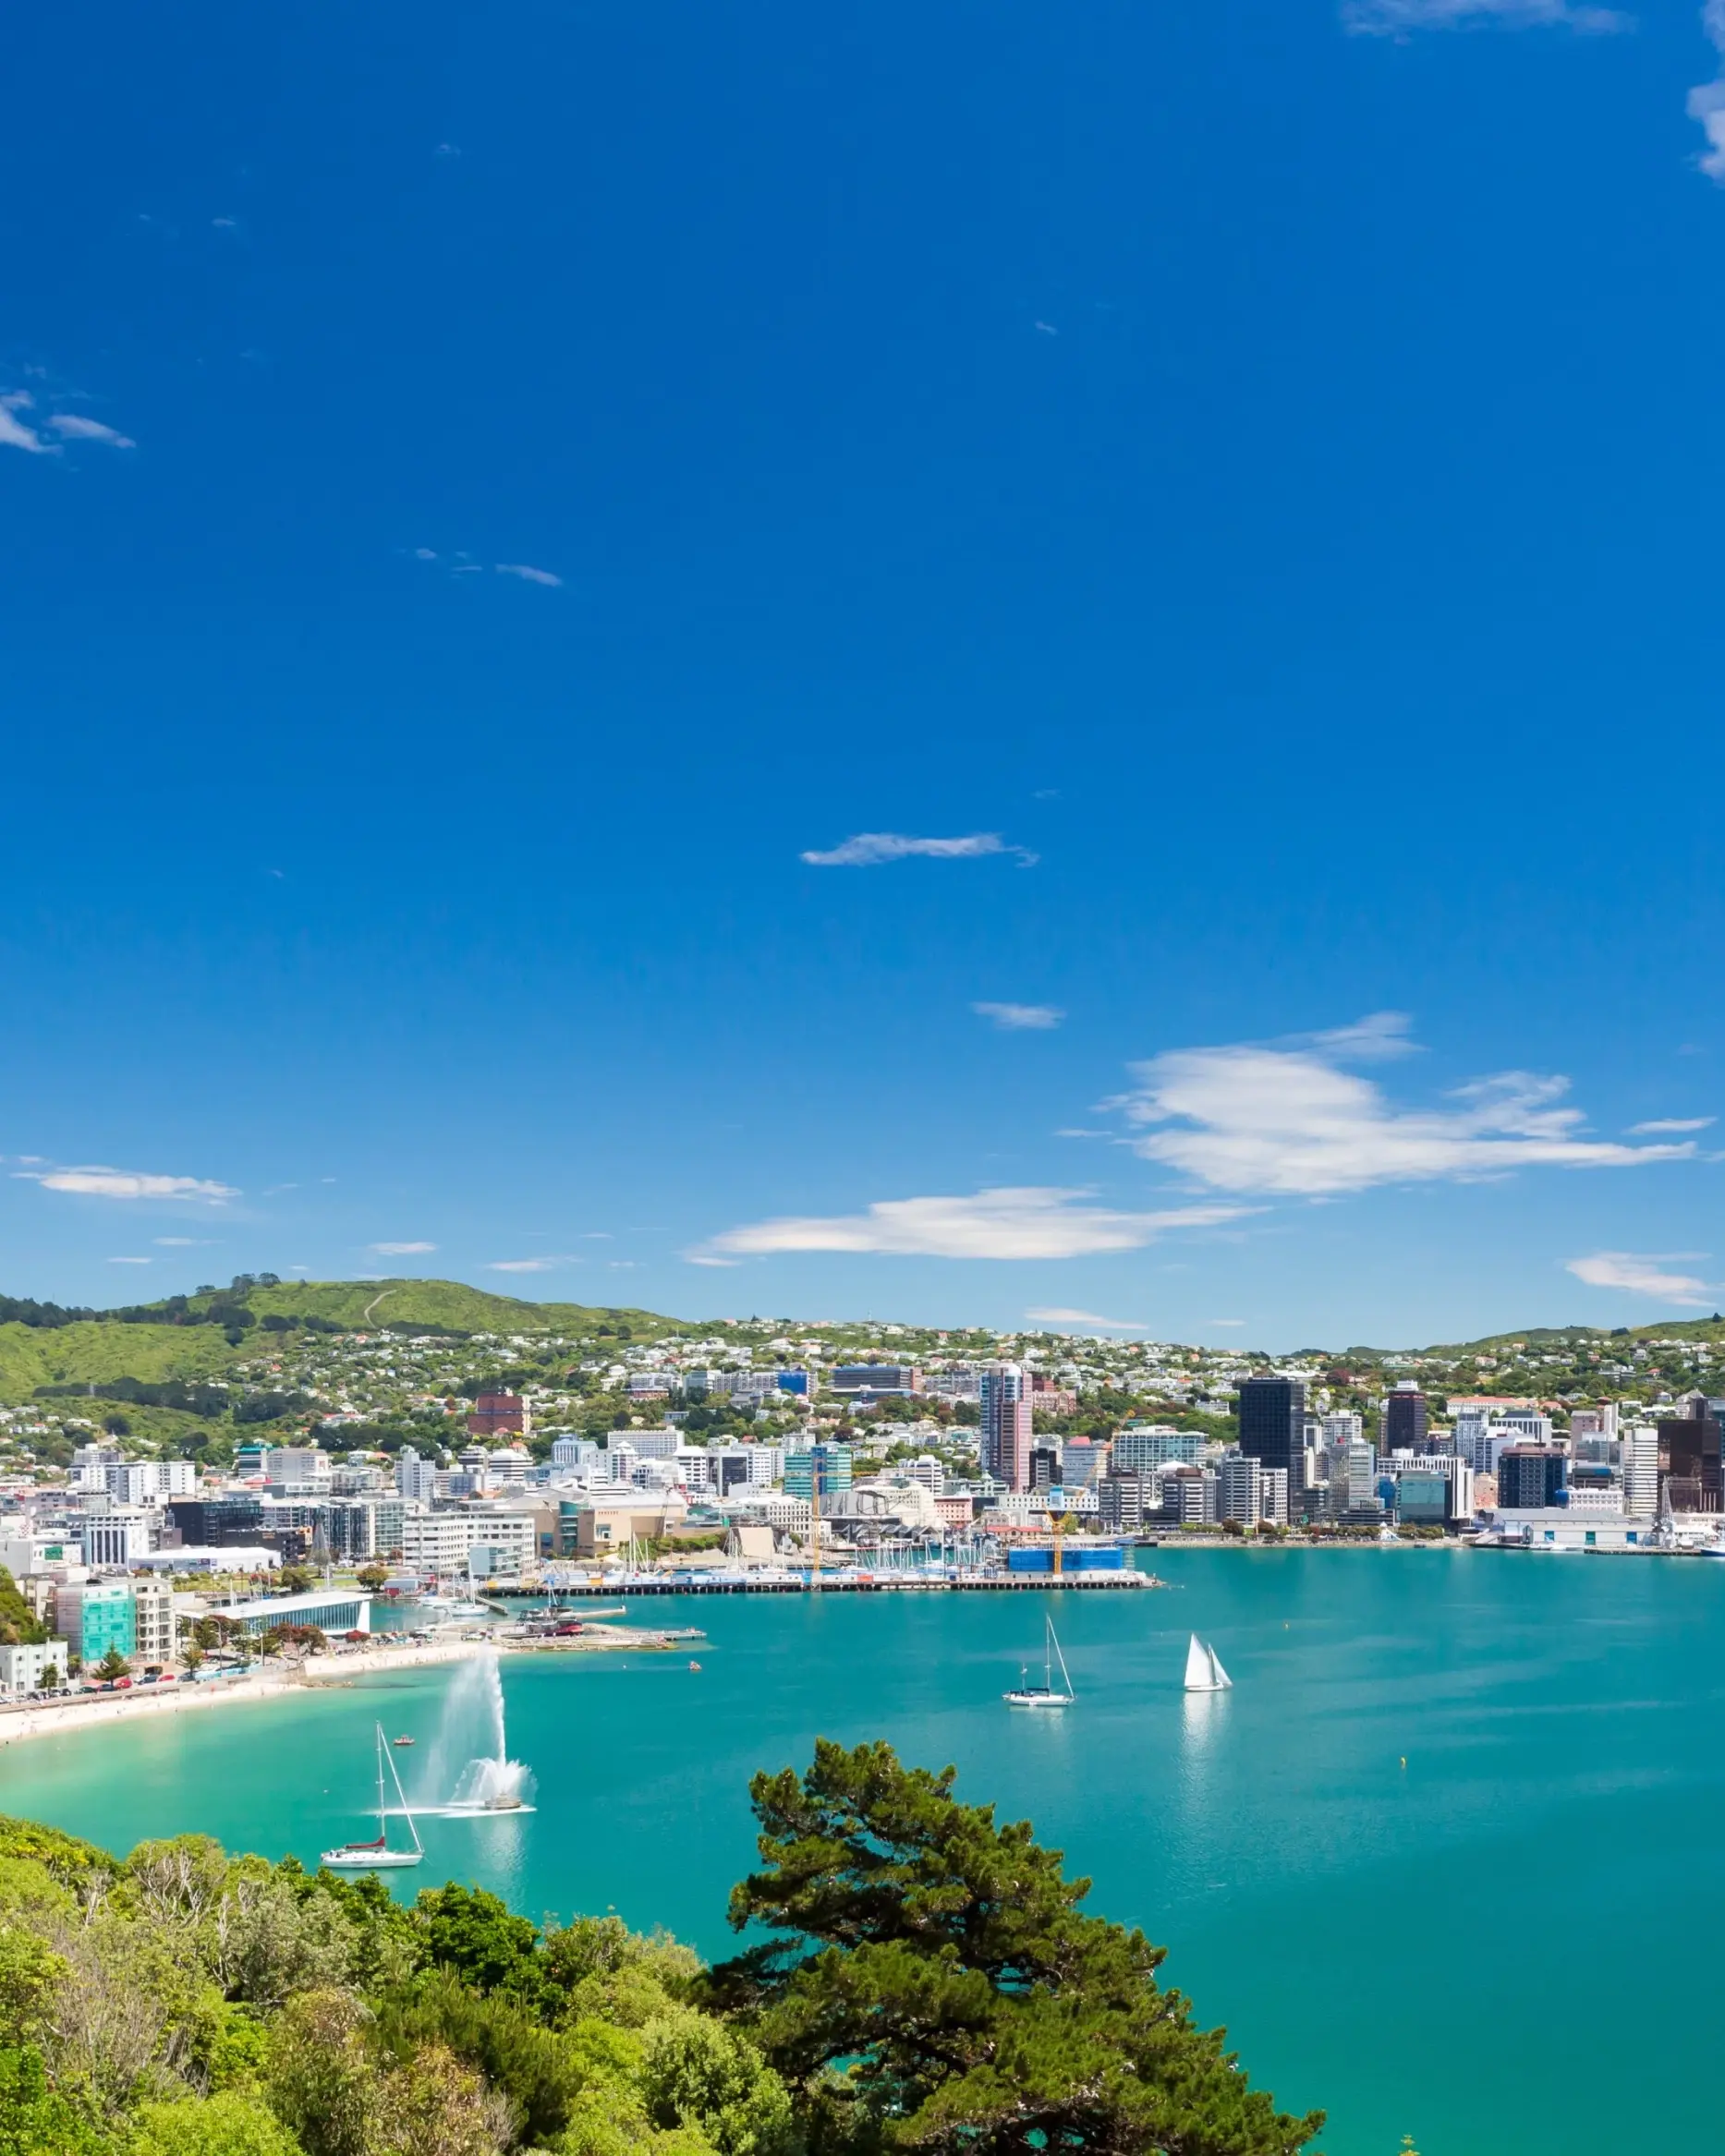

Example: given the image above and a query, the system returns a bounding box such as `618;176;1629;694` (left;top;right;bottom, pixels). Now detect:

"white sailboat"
322;1722;425;1869
1003;1615;1075;1707
1183;1633;1232;1693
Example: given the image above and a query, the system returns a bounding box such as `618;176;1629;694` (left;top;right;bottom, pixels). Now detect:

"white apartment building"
0;1641;68;1694
104;1460;195;1505
398;1509;471;1573
133;1578;176;1665
266;1448;334;1496
395;1447;442;1504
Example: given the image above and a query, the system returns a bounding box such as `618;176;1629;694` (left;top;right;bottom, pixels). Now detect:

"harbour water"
2;1547;1719;2156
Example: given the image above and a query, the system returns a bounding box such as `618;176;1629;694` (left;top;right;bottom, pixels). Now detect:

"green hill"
235;1277;694;1338
0;1278;699;1407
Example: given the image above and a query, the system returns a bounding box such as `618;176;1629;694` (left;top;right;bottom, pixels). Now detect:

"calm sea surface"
0;1548;1717;2156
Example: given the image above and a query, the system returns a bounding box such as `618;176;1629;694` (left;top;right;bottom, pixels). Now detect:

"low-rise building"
573;1506;672;1558
207;1587;371;1638
0;1641;68;1694
55;1581;137;1665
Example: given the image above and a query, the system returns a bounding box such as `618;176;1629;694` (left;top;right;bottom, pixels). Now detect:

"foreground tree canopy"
0;1742;1320;2156
711;1739;1319;2156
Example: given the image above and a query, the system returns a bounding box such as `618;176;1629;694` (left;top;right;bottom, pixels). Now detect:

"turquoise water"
2;1549;1718;2156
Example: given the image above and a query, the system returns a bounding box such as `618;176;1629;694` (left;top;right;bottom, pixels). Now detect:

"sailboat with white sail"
322;1722;425;1869
1183;1634;1232;1693
1003;1615;1075;1708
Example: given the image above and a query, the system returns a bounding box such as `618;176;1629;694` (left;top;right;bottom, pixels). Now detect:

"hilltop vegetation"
2;1270;1719;1468
0;1278;695;1411
0;1742;1318;2156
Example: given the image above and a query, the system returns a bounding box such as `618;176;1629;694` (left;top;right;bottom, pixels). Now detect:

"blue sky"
4;0;1725;1348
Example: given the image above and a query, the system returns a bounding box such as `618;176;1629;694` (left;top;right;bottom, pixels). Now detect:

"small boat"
1003;1616;1075;1708
688;1659;702;1671
1184;1634;1232;1693
322;1724;424;1869
393;1735;415;1747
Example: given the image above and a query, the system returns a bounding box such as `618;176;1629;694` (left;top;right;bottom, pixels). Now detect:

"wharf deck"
500;1572;1159;1598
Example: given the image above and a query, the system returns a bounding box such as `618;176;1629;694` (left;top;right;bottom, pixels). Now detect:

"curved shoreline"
0;1635;486;1748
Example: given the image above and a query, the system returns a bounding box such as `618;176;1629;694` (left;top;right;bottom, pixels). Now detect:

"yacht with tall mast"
322;1723;425;1869
1003;1615;1075;1707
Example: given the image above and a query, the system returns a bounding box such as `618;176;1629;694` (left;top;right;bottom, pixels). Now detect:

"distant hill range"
1;1275;1720;1407
0;1276;695;1402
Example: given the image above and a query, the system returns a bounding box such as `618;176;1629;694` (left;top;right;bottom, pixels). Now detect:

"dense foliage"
0;1565;48;1647
0;1745;1318;2156
711;1741;1318;2156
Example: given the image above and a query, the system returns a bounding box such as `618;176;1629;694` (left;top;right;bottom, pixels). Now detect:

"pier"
483;1570;1160;1599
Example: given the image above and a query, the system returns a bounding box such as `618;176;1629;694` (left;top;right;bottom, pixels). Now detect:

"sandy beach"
0;1622;701;1749
0;1634;487;1749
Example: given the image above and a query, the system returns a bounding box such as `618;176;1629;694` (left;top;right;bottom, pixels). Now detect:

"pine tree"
711;1738;1322;2156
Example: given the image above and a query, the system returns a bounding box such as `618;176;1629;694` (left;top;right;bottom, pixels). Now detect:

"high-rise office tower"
1382;1381;1429;1453
980;1363;1034;1494
1236;1375;1307;1499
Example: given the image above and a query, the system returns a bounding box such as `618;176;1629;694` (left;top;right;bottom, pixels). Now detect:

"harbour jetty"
487;1569;1162;1599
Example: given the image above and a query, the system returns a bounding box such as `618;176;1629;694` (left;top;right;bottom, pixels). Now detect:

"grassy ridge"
236;1277;695;1336
0;1318;238;1401
0;1278;700;1406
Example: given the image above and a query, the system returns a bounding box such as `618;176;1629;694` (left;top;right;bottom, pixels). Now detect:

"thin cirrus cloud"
410;551;562;587
46;413;136;447
1111;1012;1695;1195
1024;1307;1148;1332
0;392;136;454
800;832;1038;868
1693;0;1725;178
697;1188;1248;1263
487;1255;579;1273
1342;0;1627;32
1566;1252;1717;1306
1629;1116;1715;1134
13;1164;238;1203
368;1242;437;1256
107;1256;152;1266
973;1001;1064;1032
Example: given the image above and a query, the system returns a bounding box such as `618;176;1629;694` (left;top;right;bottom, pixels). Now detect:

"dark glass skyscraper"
1236;1376;1306;1499
1383;1383;1429;1453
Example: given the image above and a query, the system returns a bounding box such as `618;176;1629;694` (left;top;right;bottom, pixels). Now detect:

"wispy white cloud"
369;1241;437;1256
0;394;51;454
700;1187;1248;1262
1024;1307;1148;1331
107;1255;151;1265
1566;1251;1716;1305
1630;1116;1715;1133
1113;1015;1692;1195
1692;0;1725;179
802;831;1038;869
45;413;135;448
1208;1317;1247;1327
1343;0;1628;32
487;1255;577;1272
973;1001;1064;1032
495;563;563;587
16;1165;238;1202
